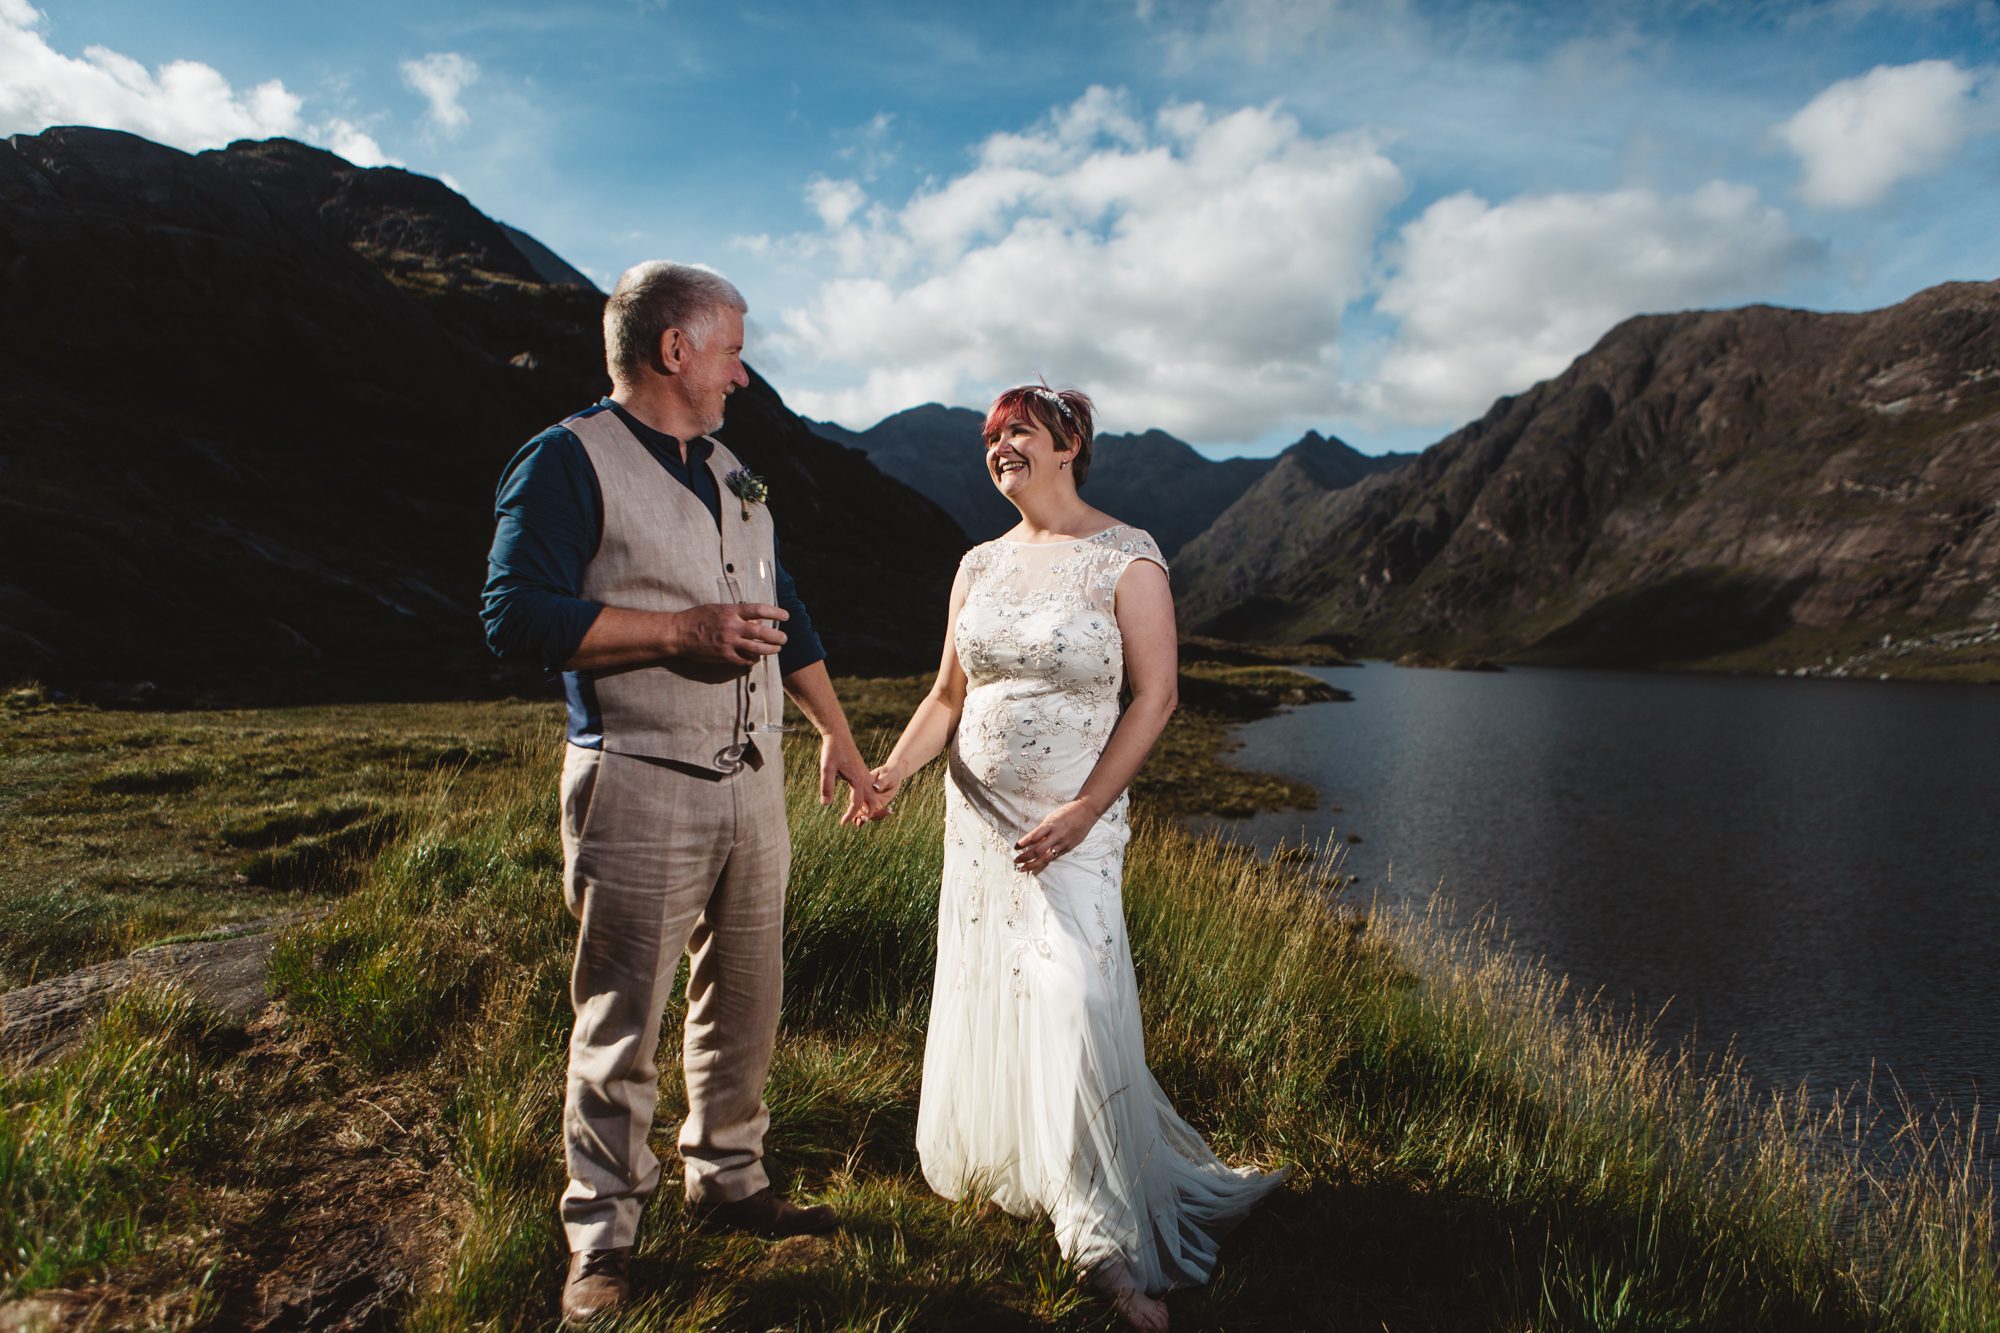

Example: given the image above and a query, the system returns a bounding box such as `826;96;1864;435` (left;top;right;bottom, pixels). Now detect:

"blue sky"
5;0;1997;456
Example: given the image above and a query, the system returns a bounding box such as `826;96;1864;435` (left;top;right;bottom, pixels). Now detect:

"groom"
481;261;880;1323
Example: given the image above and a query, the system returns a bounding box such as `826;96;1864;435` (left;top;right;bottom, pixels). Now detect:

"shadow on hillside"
1178;1168;1840;1332
1181;1175;1530;1330
1522;568;1811;669
705;1173;1704;1331
1191;595;1300;642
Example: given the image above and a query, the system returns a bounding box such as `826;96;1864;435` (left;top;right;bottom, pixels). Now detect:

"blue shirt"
481;399;826;703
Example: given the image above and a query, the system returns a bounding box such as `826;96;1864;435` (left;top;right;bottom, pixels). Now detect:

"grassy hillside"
2;683;1995;1329
0;667;1325;993
0;692;557;991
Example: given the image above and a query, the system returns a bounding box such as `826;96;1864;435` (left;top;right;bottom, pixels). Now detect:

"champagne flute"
711;573;751;769
742;558;789;734
743;559;778;626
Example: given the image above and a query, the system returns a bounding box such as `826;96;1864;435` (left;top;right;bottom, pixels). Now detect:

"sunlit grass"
275;729;1996;1330
4;678;1994;1328
1;987;238;1303
0;696;552;988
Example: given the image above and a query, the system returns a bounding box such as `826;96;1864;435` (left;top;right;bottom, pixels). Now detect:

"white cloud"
769;88;1406;442
320;116;398;168
1536;25;1655;106
1815;0;1993;19
835;111;899;179
767;90;1819;442
1136;0;1376;68
806;177;866;228
0;2;403;168
1371;181;1823;426
0;0;302;148
401;51;479;137
1776;59;1992;208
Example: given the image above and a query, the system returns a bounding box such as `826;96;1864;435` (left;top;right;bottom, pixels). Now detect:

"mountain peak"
208;136;552;285
1274;428;1397;491
220;135;353;171
885;402;979;428
1174;276;2000;672
1095;429;1201;466
0;125;961;692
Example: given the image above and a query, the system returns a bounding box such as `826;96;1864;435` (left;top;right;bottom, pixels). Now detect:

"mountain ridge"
0;127;962;699
813;406;1406;556
1175;280;2000;678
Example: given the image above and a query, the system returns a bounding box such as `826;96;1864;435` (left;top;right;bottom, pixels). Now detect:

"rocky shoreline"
1776;622;2000;681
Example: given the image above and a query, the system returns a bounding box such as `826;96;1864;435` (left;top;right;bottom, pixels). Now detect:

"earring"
1060;459;1071;469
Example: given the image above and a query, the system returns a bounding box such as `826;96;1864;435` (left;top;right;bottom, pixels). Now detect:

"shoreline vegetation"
1352;619;2000;685
3;663;1996;1329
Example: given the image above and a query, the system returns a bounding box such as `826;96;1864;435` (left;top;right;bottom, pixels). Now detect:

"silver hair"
602;261;747;384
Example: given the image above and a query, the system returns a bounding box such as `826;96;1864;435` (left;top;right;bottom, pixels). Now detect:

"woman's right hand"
866;761;905;817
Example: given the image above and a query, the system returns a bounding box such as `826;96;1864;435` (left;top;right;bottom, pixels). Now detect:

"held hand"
865;762;905;821
821;734;885;826
1014;799;1099;874
674;603;788;667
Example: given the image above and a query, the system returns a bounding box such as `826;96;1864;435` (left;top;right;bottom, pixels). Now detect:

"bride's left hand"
1014;800;1098;874
822;733;886;826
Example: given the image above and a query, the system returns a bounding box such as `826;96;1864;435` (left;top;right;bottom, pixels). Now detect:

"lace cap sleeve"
1108;527;1167;581
1085;526;1167;608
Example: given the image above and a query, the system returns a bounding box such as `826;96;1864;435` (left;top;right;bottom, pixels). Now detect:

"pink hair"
981;383;1097;486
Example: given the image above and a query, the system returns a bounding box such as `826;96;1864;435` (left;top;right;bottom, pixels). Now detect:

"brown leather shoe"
692;1186;840;1238
560;1247;630;1324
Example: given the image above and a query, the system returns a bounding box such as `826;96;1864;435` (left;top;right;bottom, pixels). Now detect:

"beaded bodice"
947;525;1167;838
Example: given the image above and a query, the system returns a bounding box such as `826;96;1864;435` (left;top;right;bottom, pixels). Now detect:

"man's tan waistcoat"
566;409;779;770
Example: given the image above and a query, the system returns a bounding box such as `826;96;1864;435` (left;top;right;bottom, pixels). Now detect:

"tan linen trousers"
557;741;789;1252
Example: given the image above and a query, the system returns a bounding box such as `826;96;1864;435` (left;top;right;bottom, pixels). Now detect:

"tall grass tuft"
268;722;571;1069
1;987;239;1299
782;757;946;1028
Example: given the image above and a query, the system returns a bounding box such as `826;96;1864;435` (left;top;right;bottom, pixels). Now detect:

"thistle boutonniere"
723;467;769;521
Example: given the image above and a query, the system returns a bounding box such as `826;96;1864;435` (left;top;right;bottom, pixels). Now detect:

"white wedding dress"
917;524;1286;1295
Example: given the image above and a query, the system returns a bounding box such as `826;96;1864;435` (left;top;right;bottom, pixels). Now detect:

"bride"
866;384;1287;1330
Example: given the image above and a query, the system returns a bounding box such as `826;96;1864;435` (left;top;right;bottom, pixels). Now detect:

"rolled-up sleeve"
774;542;827;677
480;428;604;668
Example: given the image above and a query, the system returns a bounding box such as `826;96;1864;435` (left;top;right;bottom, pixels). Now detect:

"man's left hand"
821;734;886;826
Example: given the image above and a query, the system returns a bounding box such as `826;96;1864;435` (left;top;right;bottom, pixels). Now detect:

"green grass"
1691;617;2000;684
4;679;1995;1328
0;695;555;988
1;987;239;1306
272;738;1994;1329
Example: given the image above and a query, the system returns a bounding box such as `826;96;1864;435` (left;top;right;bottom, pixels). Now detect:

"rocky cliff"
1089;430;1277;556
0;128;962;700
1176;281;2000;678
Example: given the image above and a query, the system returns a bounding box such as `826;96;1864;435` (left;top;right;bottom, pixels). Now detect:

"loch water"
1200;662;2000;1169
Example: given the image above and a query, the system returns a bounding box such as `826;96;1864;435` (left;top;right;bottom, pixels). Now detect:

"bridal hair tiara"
1034;386;1076;424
